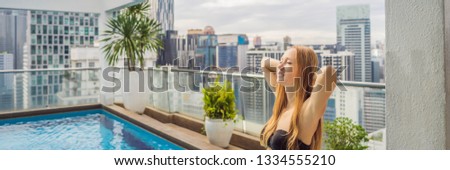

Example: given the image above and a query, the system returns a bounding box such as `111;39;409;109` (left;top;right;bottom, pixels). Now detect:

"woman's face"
277;48;298;87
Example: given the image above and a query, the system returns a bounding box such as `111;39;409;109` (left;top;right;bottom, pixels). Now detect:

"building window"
37;35;42;44
89;62;95;68
31;35;36;44
48;35;52;44
76;63;82;68
31;25;36;34
37;55;42;65
59;16;63;25
64;46;69;54
31;45;36;54
37;14;42;24
31;15;36;24
48;55;53;65
64;26;69;35
90;17;94;26
70;36;74;45
53;26;58;34
70;17;74;25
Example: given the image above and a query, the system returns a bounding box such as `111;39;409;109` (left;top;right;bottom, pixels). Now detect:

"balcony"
1;0;448;150
0;67;386;149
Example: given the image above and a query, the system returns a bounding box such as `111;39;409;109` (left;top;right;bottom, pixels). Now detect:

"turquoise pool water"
0;109;184;150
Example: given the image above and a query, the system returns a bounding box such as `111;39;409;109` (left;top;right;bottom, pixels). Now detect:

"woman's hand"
261;57;279;72
261;57;279;92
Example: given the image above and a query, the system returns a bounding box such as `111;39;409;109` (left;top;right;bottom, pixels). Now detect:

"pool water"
0;109;184;150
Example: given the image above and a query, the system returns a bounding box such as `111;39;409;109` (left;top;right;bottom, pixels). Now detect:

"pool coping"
0;104;250;150
0;104;102;120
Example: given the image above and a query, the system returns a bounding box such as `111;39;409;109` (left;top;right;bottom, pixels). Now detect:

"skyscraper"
216;34;249;70
363;89;385;133
177;29;203;68
203;26;215;35
334;87;363;125
24;10;99;108
195;34;217;69
0;52;13;88
150;0;174;33
157;30;178;66
246;49;284;74
0;52;14;111
151;0;175;66
324;96;336;122
371;59;381;83
242;49;284;125
57;47;100;106
0;9;27;69
283;36;291;51
253;36;261;49
320;50;355;81
337;5;371;82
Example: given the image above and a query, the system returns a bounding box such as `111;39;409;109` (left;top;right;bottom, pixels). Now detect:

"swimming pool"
0;109;185;150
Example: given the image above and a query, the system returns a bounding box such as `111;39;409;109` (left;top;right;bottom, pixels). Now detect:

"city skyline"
174;0;385;45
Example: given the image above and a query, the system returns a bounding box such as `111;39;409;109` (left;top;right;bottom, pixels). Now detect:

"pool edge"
0;104;227;150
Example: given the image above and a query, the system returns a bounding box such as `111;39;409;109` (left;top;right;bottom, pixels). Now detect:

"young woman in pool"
260;46;337;150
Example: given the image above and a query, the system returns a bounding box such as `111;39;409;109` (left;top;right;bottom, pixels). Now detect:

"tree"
101;0;163;71
324;117;369;150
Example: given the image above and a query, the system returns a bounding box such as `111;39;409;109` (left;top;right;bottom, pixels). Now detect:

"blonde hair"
260;46;322;150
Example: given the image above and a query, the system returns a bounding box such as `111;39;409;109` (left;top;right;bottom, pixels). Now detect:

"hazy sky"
174;0;385;45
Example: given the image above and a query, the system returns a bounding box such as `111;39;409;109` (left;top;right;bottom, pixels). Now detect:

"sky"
174;0;385;46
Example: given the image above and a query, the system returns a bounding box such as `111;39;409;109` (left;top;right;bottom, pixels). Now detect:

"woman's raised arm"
309;65;337;120
261;57;279;92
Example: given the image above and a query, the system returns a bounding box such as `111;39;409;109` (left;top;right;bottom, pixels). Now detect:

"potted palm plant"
101;0;163;113
202;78;238;148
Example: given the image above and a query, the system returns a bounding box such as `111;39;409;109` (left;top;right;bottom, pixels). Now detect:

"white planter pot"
205;118;235;148
123;71;148;114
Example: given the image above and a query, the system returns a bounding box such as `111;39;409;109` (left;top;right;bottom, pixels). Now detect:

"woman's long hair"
260;46;322;150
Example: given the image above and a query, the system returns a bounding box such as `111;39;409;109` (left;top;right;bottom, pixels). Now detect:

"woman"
260;46;337;150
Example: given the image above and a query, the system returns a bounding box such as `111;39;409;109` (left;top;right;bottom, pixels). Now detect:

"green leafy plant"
324;117;369;150
201;78;238;122
101;0;163;71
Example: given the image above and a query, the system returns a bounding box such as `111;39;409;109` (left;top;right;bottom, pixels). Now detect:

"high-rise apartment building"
253;36;262;49
0;52;14;111
363;89;385;133
216;34;249;70
23;9;99;108
337;5;371;82
0;9;27;69
195;34;217;69
246;49;284;74
320;50;355;81
150;0;174;33
283;36;291;51
57;47;100;105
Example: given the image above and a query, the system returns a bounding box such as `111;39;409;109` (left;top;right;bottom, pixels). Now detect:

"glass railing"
112;66;386;138
0;67;101;113
0;66;386;148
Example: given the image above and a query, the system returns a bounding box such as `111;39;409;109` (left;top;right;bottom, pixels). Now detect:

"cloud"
200;0;291;8
174;0;385;45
